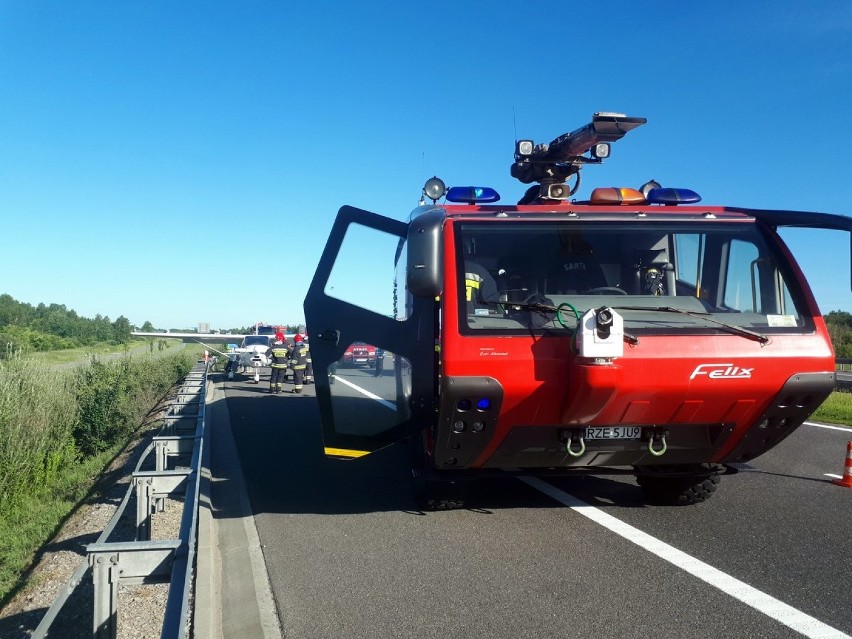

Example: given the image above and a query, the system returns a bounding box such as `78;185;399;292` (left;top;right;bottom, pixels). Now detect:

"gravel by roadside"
0;394;190;639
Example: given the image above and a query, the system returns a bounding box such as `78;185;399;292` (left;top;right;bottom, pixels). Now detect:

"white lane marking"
804;422;852;433
802;422;851;479
521;476;851;639
332;375;396;411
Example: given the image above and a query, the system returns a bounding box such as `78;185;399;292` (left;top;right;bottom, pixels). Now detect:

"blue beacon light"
476;398;492;411
646;188;701;205
446;186;501;204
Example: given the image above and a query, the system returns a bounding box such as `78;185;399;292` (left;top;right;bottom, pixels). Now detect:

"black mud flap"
303;206;438;459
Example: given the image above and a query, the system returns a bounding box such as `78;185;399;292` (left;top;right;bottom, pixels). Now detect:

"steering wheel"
522;293;552;305
515;293;555;328
585;287;628;295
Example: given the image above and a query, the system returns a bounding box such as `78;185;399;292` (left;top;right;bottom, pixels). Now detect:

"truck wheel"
412;469;468;511
635;465;720;505
408;435;467;510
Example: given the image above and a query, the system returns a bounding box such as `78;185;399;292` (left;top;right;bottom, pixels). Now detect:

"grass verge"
0;448;118;600
812;391;852;427
27;339;177;367
0;347;201;603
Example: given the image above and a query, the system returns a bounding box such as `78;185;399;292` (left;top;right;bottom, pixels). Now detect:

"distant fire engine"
342;341;377;368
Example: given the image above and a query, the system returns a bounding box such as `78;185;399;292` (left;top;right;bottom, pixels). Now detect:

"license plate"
355;358;367;362
585;426;642;440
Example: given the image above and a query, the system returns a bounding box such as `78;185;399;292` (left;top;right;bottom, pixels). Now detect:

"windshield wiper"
611;305;770;345
483;300;769;345
484;298;641;344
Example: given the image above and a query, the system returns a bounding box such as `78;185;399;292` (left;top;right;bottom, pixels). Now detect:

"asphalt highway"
208;366;852;639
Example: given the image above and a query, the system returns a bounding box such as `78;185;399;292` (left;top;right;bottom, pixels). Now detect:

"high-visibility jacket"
267;341;290;368
289;343;309;370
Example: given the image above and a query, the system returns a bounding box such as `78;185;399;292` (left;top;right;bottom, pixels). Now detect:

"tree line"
0;293;132;354
825;311;852;358
3;291;852;357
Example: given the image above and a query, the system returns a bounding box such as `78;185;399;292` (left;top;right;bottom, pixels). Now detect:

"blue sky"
1;1;851;329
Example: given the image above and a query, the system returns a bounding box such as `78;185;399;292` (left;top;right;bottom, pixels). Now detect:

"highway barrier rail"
22;356;850;636
837;358;852;392
32;361;209;639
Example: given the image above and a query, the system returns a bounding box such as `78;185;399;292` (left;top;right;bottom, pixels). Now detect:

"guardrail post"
167;400;202;418
91;552;119;639
133;470;191;540
154;436;198;472
160;414;202;437
87;541;181;639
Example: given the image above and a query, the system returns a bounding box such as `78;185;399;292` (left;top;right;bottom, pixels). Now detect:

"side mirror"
407;209;444;297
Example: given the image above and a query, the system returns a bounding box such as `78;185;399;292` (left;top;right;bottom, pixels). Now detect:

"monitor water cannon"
511;112;647;202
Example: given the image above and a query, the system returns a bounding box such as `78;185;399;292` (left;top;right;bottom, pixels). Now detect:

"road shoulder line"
203;379;282;638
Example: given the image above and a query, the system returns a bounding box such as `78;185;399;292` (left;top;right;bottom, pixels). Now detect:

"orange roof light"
589;187;647;205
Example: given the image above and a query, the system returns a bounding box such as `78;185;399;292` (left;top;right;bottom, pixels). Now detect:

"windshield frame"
454;218;816;337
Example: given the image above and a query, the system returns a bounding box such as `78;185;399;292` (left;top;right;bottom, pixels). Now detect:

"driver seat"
545;250;608;294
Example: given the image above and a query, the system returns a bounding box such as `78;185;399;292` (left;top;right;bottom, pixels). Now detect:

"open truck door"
304;206;440;459
730;207;852;293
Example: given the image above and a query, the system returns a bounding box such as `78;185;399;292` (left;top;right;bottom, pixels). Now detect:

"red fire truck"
304;113;851;509
342;341;378;368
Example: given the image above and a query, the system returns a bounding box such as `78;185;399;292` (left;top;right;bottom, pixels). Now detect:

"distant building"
198;322;210;334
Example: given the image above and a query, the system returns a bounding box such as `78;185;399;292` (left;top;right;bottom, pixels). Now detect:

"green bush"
0;358;78;506
71;352;198;456
0;348;200;601
0;326;80;356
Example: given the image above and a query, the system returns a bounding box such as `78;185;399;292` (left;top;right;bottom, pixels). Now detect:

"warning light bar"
587;186;703;206
647;188;702;205
446;186;501;204
590;187;646;205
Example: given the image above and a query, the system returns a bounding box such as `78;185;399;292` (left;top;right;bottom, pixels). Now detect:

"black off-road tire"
636;465;721;506
409;435;468;511
412;469;468;511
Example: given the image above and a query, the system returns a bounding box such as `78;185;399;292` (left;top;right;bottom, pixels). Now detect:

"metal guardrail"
836;358;852;391
25;355;851;635
33;361;209;639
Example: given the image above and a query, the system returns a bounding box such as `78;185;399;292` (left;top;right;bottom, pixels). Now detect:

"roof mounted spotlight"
422;176;447;204
639;179;662;198
515;139;534;158
591;143;610;159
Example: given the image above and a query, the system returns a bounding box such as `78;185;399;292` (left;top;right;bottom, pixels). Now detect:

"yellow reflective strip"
324;447;370;458
465;278;480;302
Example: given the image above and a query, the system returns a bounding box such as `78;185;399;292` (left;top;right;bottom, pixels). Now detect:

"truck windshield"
456;220;812;335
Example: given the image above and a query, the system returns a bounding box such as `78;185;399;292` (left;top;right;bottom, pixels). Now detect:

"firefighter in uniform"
374;347;385;377
266;333;290;393
289;334;309;393
303;335;313;384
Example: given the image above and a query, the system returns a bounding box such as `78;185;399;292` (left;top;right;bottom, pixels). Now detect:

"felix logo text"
689;363;754;380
